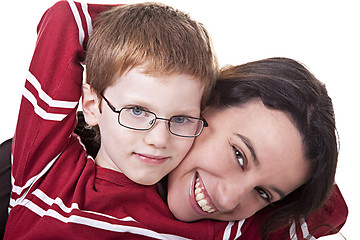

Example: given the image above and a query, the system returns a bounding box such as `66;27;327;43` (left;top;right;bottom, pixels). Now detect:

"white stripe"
11;153;60;205
222;221;235;240
76;137;97;164
234;219;245;239
17;197;190;240
26;71;78;109
11;153;14;186
67;0;85;46
33;189;136;222
289;220;298;240
300;218;317;240
76;135;87;151
81;2;93;35
33;189;80;213
23;88;67;121
87;155;95;162
9;153;14;213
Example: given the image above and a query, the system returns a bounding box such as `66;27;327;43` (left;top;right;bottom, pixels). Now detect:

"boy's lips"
189;172;217;215
135;153;169;165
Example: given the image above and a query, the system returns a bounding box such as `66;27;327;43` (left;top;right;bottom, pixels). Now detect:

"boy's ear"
82;83;100;126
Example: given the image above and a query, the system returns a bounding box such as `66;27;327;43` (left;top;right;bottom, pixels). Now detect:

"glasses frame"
101;94;208;138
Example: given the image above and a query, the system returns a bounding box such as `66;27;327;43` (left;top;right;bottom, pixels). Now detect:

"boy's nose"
143;121;171;148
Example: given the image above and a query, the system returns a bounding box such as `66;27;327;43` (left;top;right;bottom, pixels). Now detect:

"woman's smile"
190;173;217;215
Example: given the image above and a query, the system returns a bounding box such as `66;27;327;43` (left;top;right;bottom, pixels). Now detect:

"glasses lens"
169;116;204;137
119;107;156;130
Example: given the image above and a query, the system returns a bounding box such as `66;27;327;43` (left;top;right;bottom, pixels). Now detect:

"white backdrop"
0;1;358;239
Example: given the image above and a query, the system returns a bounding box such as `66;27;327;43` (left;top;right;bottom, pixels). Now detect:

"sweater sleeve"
304;184;348;238
234;184;347;240
11;0;112;203
267;184;348;240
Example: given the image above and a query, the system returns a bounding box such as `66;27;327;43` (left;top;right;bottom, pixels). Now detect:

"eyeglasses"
101;95;208;138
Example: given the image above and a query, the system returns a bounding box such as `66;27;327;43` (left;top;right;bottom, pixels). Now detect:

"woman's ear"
82;83;100;126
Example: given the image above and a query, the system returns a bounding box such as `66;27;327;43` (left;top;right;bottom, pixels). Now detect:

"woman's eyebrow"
236;133;286;200
270;185;286;200
236;134;259;166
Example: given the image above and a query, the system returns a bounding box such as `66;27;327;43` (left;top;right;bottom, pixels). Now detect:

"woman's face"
167;99;312;221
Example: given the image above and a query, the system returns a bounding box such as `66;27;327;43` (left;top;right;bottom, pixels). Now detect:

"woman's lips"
189;173;217;215
194;177;216;213
135;153;169;165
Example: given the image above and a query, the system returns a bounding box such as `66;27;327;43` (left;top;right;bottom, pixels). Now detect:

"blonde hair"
85;2;218;109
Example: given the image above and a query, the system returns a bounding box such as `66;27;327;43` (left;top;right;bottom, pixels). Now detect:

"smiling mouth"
194;175;216;214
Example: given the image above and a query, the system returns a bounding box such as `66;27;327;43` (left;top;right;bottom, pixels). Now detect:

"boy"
81;3;215;185
5;1;234;239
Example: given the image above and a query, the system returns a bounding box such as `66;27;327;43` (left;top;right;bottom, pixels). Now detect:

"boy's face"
85;67;204;185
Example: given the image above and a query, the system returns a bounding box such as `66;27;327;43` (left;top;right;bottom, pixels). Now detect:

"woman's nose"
216;180;252;212
143;121;171;148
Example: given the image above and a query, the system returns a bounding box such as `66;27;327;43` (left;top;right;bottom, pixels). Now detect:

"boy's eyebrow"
236;133;286;200
236;134;259;166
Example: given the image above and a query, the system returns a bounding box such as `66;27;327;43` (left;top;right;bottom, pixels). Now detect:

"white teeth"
195;188;202;195
195;193;204;201
202;205;211;211
198;199;207;207
194;177;216;214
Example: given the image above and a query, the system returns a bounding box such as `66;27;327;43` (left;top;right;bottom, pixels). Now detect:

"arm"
11;0;112;207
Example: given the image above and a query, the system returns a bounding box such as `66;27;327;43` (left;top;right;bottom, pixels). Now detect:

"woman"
167;57;340;238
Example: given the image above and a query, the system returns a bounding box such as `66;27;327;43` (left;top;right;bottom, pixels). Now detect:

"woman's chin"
168;202;200;222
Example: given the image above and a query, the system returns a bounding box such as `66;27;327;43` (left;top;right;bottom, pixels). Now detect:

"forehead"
114;66;203;86
105;67;204;114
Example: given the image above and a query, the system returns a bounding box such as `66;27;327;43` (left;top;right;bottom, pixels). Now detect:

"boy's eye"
172;116;186;124
232;146;245;170
131;107;144;116
171;116;195;125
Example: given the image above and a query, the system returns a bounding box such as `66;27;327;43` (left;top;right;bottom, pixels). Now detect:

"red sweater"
6;1;347;239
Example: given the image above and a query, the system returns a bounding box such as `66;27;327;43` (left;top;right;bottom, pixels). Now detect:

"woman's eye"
255;187;271;203
232;146;245;169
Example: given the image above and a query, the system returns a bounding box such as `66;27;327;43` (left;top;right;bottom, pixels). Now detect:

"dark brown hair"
210;57;338;239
